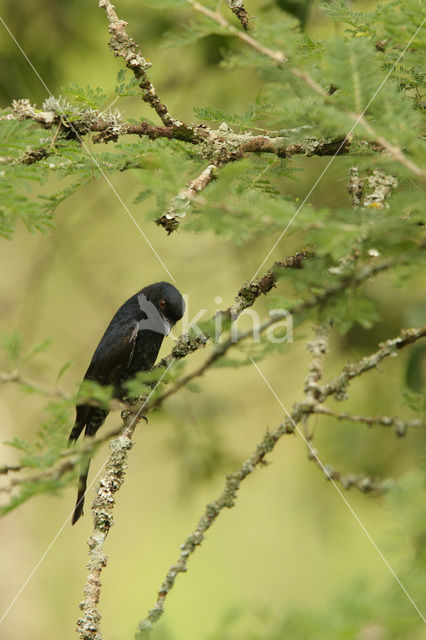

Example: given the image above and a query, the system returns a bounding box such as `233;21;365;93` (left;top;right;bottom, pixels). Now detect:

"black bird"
68;281;185;524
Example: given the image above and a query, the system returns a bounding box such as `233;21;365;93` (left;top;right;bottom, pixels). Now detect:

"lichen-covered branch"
311;459;394;494
362;169;398;209
76;360;174;639
304;323;330;402
76;411;139;640
99;0;182;128
4;100;352;165
320;326;426;402
347;167;364;208
153;258;402;412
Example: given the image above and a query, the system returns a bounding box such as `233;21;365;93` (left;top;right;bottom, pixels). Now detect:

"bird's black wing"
69;317;141;524
69;318;140;443
84;317;140;387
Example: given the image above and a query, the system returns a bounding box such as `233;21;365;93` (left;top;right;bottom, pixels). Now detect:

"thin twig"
314;405;425;436
320;326;426;402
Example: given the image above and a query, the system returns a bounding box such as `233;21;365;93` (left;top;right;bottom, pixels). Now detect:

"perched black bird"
68;281;185;524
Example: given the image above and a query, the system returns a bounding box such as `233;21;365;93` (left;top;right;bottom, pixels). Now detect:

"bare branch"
0;371;70;399
0;463;23;475
0;458;75;495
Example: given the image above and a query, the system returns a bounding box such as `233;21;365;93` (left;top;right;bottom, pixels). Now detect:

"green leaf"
77;379;113;409
1;333;22;367
114;69;140;97
57;361;74;384
62;82;107;110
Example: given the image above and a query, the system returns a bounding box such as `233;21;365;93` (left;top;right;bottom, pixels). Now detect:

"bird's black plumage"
69;281;185;524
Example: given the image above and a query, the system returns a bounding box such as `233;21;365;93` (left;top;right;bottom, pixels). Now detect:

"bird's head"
138;282;185;336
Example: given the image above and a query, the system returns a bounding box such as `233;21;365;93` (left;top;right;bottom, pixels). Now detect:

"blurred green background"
0;1;425;639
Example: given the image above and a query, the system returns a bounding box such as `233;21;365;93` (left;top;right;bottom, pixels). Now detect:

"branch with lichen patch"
224;0;250;30
156;164;218;233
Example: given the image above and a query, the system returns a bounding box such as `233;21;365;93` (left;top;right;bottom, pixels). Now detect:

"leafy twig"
187;0;426;180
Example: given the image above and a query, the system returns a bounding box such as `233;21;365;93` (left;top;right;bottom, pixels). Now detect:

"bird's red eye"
159;298;166;309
